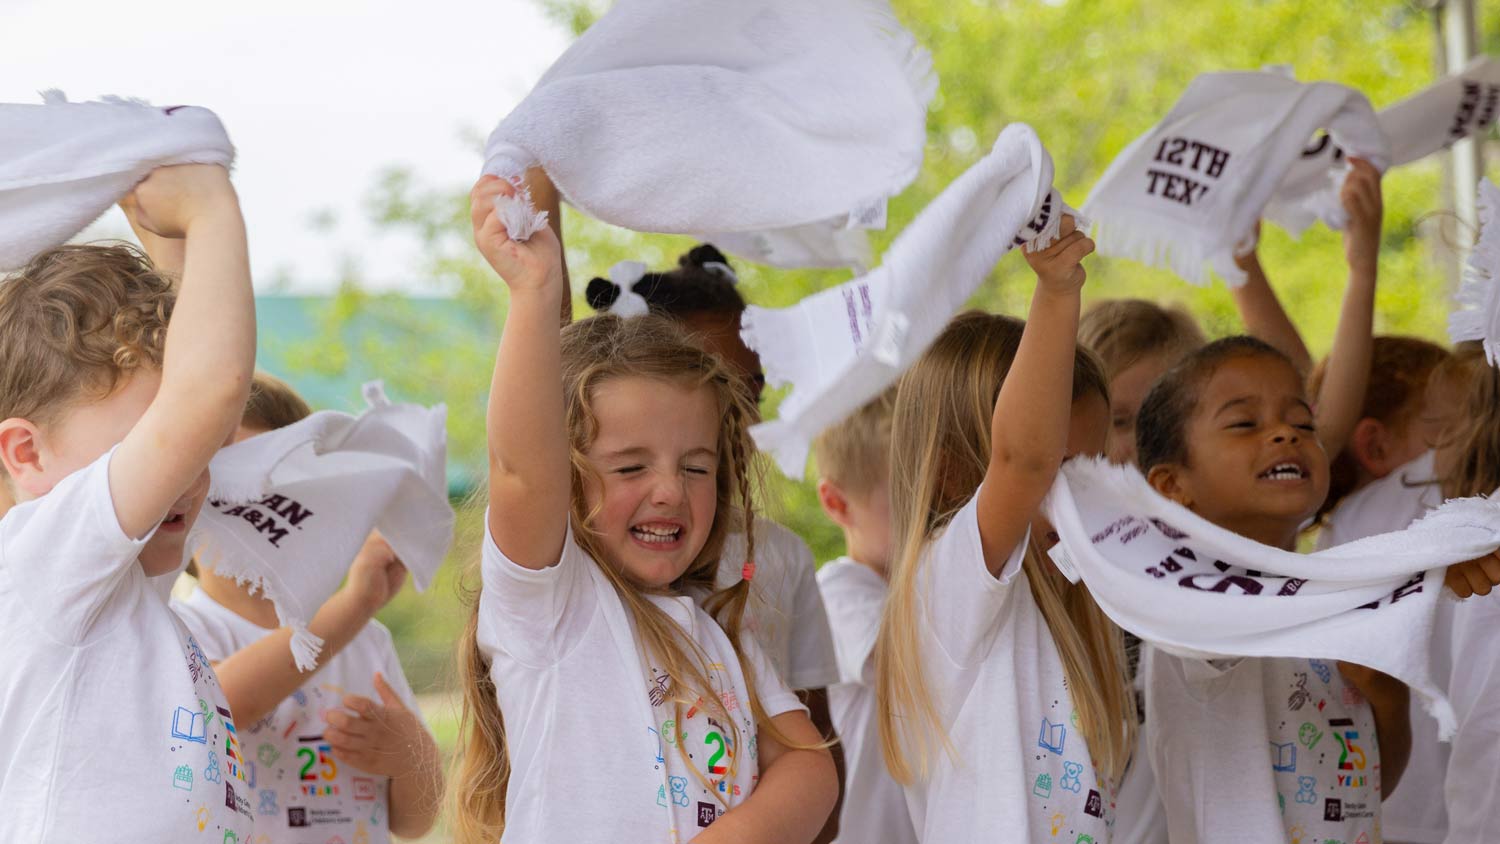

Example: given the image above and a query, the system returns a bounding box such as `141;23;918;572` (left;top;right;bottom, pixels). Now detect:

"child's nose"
649;472;686;506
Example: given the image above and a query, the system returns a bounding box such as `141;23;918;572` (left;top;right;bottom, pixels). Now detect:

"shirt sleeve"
917;490;1028;669
743;627;807;720
0;447;154;646
477;510;596;667
1443;597;1500;843
777;529;840;691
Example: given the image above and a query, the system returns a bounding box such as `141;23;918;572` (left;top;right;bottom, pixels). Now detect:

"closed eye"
615;465;646;475
684;465;713;476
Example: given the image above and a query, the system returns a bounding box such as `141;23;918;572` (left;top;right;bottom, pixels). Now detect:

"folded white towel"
1043;458;1500;738
191;383;454;670
1453;178;1500;365
1084;71;1387;286
742;124;1074;475
480;0;935;270
0;91;234;272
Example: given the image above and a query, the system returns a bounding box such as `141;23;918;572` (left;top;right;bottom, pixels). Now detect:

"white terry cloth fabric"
717;519;839;691
190;383;453;671
1381;55;1500;167
1042;457;1500;738
742;123;1074;475
480;0;935;270
1083;70;1387;286
0;91;234;272
1452;178;1500;364
817;559;919;844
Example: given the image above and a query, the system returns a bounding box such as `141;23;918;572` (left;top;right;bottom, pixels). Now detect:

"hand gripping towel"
1452;178;1500;365
190;383;454;670
0;91;234;272
480;0;936;270
1043;458;1500;738
741;123;1076;475
1083;71;1387;286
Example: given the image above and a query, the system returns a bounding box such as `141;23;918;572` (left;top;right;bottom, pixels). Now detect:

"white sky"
0;0;570;292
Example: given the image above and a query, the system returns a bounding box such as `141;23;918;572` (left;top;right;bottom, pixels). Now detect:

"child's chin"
139;542;187;578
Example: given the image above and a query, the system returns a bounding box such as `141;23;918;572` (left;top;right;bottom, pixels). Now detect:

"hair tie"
741;558;756;582
701;261;739;284
594;260;651;318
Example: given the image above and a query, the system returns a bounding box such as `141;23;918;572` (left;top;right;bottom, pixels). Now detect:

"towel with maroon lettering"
190;382;454;670
1083;70;1387;285
741;123;1076;475
1043;457;1500;738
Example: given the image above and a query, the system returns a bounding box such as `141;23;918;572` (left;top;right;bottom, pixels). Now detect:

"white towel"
1452;178;1500;365
0;91;234;272
1379;55;1500;167
190;383;454;670
1084;71;1387;286
742;123;1074;475
1043;458;1500;739
480;0;935;270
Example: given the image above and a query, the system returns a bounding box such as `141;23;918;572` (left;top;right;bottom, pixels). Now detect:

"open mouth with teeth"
1258;462;1308;481
629;522;684;547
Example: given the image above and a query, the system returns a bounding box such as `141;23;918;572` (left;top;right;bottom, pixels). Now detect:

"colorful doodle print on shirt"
644;661;758;832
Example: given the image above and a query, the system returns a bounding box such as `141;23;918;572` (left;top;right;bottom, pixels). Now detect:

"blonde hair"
813;388;896;498
452;314;783;843
0;243;174;429
1078;298;1206;379
1432;341;1500;499
244;370;313;431
876;311;1136;785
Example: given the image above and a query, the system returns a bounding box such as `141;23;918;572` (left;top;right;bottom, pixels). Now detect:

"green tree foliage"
287;1;1500;687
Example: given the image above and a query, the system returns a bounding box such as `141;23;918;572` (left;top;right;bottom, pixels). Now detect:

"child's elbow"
803;745;840;825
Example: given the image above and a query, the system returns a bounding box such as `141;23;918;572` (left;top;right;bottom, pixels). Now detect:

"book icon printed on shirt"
1270;741;1297;772
172;705;208;744
1037;718;1066;755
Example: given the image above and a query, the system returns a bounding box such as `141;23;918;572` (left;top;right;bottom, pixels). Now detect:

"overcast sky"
0;0;570;292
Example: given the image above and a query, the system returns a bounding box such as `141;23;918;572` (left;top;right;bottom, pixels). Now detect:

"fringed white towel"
0;91;234;272
742;123;1073;475
1043;458;1500;738
480;0;935;269
190;383;454;670
1084;71;1387;286
1452;178;1500;365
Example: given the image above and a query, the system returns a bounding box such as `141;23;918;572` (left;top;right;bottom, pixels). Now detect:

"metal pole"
1442;0;1482;230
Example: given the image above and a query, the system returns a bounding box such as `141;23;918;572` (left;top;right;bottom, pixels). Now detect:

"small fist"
324;673;436;779
1445;550;1500;598
1023;214;1093;295
125;163;236;239
1340;158;1382;262
470;175;564;295
346;532;407;613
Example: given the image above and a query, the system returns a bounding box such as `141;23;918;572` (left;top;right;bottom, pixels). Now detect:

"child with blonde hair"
812;390;912;844
0;164;256;841
451;176;836;843
876;217;1139;842
172;371;442;843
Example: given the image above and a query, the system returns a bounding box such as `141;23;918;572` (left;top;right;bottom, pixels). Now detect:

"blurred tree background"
270;0;1500;703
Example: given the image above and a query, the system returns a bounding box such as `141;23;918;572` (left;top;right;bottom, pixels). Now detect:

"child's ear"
1348;418;1391;478
816;479;854;529
1146;463;1193;508
0;418;46;499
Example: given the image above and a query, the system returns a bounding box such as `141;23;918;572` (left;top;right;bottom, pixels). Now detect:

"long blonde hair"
452;314;781;843
1433;341;1500;499
876;311;1136;786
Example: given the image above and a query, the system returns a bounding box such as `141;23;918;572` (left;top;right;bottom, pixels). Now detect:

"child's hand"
1233;221;1263;272
1023;215;1093;296
1445;550;1500;598
344;532;407;613
1340;158;1382;271
470;174;564;295
324;673;436;778
126;163;238;239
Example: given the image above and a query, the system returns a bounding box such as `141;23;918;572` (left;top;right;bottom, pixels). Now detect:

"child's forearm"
1313;257;1376;460
1366;676;1410;799
694;746;838;844
802;689;843;844
211;586;379;725
1229;252;1313;374
522;167;571;324
387;727;443;839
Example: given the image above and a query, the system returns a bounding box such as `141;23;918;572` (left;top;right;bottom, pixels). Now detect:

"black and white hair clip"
585;260;652;318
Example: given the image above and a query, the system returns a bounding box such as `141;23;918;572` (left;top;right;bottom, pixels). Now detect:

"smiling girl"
449;176;836;844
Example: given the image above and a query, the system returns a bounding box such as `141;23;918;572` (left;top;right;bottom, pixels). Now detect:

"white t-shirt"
479;519;805;843
171;588;419;844
905;493;1116;843
816;558;917;844
719;519;839;691
1320;451;1445;844
1443;590;1500;844
1145;650;1382;844
0;450;255;843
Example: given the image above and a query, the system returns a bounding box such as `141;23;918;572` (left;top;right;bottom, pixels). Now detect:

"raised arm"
1229;224;1313;375
110;165;254;539
472;175;572;568
1311;159;1382;461
975;217;1093;576
522;167;571;324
